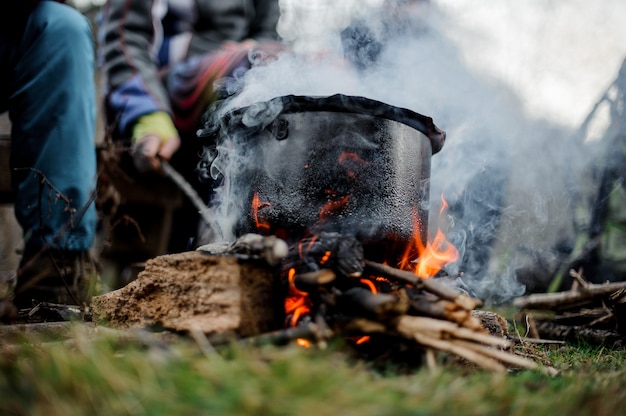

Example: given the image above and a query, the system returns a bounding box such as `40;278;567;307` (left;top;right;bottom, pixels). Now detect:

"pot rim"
204;94;446;154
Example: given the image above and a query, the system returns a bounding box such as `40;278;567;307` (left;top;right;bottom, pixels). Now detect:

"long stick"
161;161;212;226
513;281;626;310
364;260;482;310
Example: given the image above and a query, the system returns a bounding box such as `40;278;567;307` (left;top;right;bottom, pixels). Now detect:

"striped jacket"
100;0;280;137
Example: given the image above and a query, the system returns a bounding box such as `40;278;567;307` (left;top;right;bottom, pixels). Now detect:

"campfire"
90;94;545;373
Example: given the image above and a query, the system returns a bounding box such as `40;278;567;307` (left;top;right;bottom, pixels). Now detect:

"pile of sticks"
265;232;542;373
513;270;626;347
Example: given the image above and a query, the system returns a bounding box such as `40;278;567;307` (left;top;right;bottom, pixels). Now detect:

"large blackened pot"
201;94;445;258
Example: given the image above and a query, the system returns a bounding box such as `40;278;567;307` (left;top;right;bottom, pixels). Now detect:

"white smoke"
203;0;626;304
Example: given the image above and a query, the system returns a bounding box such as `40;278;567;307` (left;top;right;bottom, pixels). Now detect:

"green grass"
1;325;625;416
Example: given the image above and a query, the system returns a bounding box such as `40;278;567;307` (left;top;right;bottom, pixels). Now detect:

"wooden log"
91;251;284;337
363;260;482;310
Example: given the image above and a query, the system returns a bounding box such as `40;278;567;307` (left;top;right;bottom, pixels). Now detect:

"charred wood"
338;287;409;321
237;322;333;347
282;232;364;277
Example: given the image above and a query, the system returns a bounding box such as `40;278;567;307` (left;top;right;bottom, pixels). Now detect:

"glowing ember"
359;278;378;294
319;193;349;220
296;338;312;348
320;250;332;265
338;151;370;165
355;336;370;345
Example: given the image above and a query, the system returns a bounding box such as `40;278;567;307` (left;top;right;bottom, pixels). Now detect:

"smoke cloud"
200;0;626;304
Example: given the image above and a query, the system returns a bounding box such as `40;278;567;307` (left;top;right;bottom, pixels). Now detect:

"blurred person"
99;0;283;253
556;56;626;288
0;0;99;311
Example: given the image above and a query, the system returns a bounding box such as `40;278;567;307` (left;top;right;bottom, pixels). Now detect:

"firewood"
412;332;507;372
394;315;511;349
552;308;611;326
450;339;539;371
293;269;337;292
534;321;624;347
338;287;409;321
341;318;388;335
197;233;288;266
238;322;333;347
363;260;482;310
513;281;626;310
409;296;452;318
282;232;365;277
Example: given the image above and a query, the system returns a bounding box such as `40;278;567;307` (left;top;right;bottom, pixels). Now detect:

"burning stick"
363;260;483;311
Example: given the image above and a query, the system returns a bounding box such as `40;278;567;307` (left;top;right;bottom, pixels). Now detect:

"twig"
363;260;482;310
513;281;626;310
412;332;506;372
161;161;212;226
509;336;566;345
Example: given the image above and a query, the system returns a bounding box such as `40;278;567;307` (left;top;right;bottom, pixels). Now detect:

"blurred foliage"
1;322;625;416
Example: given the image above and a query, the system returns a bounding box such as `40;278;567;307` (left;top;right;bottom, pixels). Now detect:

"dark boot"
13;247;100;309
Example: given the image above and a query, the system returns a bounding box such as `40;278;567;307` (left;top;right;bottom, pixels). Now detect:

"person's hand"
131;112;181;173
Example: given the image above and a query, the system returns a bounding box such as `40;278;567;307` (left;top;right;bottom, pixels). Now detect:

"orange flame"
399;194;459;278
285;268;312;327
284;267;314;348
251;192;271;232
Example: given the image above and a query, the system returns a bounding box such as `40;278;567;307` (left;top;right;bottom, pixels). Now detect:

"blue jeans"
0;1;96;252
